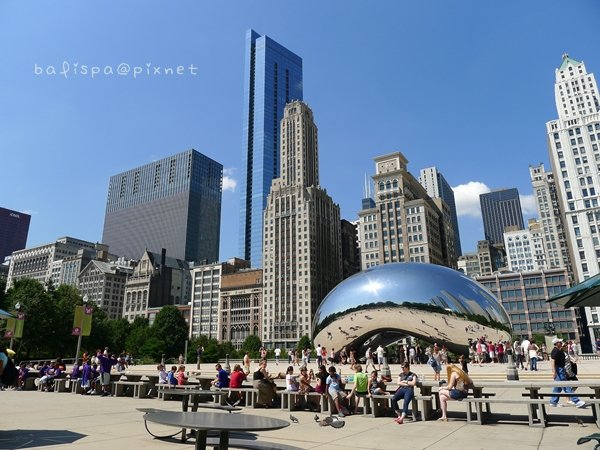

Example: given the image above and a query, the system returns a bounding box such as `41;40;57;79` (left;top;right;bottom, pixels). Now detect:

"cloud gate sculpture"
312;263;512;356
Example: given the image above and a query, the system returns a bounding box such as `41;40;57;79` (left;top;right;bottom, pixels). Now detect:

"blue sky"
2;1;600;261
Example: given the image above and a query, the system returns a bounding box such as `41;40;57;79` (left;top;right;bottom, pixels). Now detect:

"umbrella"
548;272;600;308
0;308;15;318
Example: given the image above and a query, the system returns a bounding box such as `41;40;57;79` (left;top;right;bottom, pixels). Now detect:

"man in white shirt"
376;345;385;370
521;338;531;370
274;348;281;365
316;344;322;366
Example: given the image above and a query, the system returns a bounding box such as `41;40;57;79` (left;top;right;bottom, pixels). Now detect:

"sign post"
73;296;93;362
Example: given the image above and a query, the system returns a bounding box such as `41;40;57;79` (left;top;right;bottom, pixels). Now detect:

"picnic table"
141;410;290;450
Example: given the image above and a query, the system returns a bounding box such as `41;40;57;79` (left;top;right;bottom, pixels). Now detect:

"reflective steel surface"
312;263;512;355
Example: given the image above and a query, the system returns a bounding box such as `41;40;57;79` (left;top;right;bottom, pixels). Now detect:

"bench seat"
112;380;150;398
463;397;549;427
205;437;303;450
277;390;327;413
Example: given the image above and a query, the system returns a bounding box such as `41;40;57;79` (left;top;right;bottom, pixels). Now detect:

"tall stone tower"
262;101;342;347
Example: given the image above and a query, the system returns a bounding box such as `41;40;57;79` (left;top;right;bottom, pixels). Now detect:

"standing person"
96;351;117;397
529;341;539;371
243;352;251;374
349;347;357;370
476;340;485;366
287;348;292;365
274;347;281;366
408;346;416;365
178;354;184;365
549;338;585;408
376;345;385;371
428;346;442;382
260;347;267;362
392;362;417;424
365;347;375;372
497;342;505;364
80;359;92;395
196;346;204;370
521;337;531;370
322;347;328;367
513;340;524;369
316;344;323;367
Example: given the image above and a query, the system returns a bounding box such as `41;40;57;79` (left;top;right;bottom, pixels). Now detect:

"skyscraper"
102;149;222;263
239;29;303;268
0;207;31;263
479;188;524;245
546;54;600;349
419;167;462;256
358;152;456;270
529;163;572;271
262;101;342;347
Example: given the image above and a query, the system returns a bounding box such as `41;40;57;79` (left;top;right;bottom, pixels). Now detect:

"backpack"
1;357;18;386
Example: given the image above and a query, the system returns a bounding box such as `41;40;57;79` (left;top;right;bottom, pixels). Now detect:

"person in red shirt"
228;364;247;406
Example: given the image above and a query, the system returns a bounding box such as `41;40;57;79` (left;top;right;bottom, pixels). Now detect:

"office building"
358;152;456;270
262;101;342;347
102;149;222;263
503;221;546;272
480;188;524;245
189;258;249;340
6;237;97;290
219;268;263;349
78;258;134;320
419;167;462;256
546;54;600;349
477;268;581;342
0;207;31;263
239;29;303;268
340;219;360;279
458;240;505;278
122;249;192;322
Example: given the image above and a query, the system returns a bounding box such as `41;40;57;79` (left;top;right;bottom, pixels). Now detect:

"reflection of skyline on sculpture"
312;263;512;355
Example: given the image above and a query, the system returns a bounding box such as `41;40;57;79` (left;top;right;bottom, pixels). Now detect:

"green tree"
298;335;312;352
241;335;262;358
5;278;56;358
109;318;132;353
151;305;188;358
0;277;7;311
126;321;152;358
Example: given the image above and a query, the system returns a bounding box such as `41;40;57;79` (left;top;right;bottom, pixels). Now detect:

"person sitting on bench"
438;365;472;421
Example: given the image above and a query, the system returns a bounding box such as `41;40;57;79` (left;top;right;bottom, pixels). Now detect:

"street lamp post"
74;295;89;362
9;302;21;349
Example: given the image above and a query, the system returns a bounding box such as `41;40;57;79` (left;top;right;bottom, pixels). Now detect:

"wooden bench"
277;390;327;412
52;378;70;393
463;397;549;427
112;380;150;398
215;387;259;408
368;394;432;421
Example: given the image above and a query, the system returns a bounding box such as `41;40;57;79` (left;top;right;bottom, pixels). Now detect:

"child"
176;365;188;385
157;364;168;384
167;366;178;386
17;362;29;390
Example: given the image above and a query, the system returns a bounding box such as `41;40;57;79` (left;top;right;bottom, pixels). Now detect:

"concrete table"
142;410;289;450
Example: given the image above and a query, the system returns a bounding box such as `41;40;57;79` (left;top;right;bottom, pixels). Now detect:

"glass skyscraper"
102;149;222;263
479;188;524;245
239;29;303;267
0;207;31;262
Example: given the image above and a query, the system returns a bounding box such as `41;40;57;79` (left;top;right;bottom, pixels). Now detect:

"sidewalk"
1;359;599;449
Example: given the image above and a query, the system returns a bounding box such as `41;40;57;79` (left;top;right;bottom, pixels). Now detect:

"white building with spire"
546;54;600;348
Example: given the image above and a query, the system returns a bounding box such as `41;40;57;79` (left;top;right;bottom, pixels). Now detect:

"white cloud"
520;194;537;216
222;168;237;192
452;181;490;218
22;209;38;215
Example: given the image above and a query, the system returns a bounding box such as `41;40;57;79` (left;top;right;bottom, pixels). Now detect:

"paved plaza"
2;358;600;449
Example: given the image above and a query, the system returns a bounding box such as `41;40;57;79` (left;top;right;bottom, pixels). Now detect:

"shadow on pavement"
0;429;86;449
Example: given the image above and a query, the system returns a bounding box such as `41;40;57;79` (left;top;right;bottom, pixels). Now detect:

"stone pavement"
2;358;600;449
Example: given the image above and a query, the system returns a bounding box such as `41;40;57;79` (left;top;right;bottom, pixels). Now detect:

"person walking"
549;338;585;408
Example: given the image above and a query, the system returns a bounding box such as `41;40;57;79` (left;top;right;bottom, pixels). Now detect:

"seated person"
326;366;350;417
438;365;473;421
176;365;188;385
285;366;299;391
211;363;229;388
157;364;168;384
252;360;279;408
17;362;29;390
392;362;417;424
167;366;178;386
367;370;388;396
347;365;368;414
314;365;328;395
39;361;62;391
228;364;247;406
298;366;320;411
